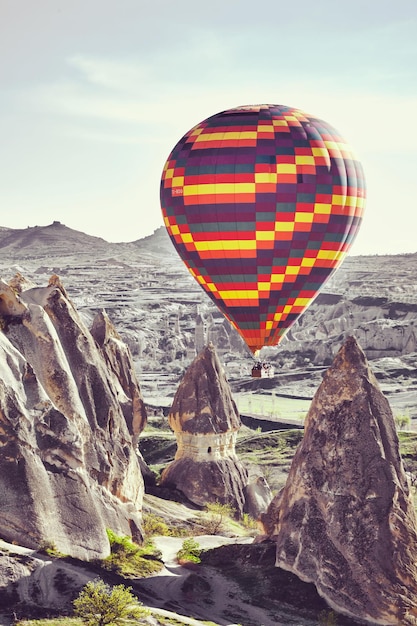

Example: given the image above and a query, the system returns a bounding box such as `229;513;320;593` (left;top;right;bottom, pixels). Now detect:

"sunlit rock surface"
160;343;248;515
0;275;146;560
262;336;417;625
90;309;147;445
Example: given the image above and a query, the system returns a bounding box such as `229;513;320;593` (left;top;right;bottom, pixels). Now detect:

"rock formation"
262;336;417;625
0;540;92;615
90;309;147;445
0;274;146;560
160;343;248;515
243;475;273;520
280;292;417;366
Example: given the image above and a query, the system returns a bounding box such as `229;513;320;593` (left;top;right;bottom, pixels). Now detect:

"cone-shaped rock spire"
262;336;417;625
160;343;248;515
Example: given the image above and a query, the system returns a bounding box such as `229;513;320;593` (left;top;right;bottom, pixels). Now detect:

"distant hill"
0;222;176;260
0;221;112;259
132;226;177;255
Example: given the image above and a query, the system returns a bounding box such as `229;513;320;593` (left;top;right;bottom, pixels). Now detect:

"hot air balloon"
160;104;365;356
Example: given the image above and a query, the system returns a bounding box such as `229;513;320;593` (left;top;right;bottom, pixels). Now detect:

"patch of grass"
152;617;188;625
398;431;417;456
142;512;172;536
37;540;67;558
142;511;189;538
100;529;163;578
318;609;338;625
236;429;304;491
237;429;303;454
16;617;83;626
197;502;235;535
235;392;310;421
241;513;258;531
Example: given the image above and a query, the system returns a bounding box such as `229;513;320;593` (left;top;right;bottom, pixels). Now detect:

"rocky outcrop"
243;476;273;520
262;336;417;625
0;540;92;615
0;275;146;560
160;343;248;515
279;294;417;366
90;309;147;445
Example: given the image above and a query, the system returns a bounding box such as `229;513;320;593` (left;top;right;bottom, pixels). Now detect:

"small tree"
176;538;202;564
73;579;149;626
201;501;235;534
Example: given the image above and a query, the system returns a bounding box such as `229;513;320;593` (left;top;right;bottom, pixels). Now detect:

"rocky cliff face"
262;337;417;625
160;343;249;515
0;275;146;560
279;293;417;366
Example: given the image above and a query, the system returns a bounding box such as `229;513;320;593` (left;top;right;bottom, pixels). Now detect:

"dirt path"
136;535;319;626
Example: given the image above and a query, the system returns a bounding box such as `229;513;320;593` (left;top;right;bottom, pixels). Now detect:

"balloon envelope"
160;104;365;354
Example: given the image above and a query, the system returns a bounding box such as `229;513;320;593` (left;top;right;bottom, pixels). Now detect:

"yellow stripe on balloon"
194;131;257;142
295;155;315;165
218;290;259;300
311;147;328;157
295;213;314;223
275;222;295;231
183;183;256;196
314;203;332;214
258;282;271;291
301;257;316;267
293;297;311;307
194;240;257;251
276;163;296;173
317;250;345;261
256;231;275;241
255;173;277;183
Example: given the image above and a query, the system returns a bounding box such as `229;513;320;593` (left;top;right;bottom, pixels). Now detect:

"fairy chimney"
160;343;248;515
261;336;417;625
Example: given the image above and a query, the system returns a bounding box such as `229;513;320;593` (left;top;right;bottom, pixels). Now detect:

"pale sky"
1;0;416;255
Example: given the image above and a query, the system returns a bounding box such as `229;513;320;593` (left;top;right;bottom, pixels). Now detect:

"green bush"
142;512;189;538
241;512;258;530
73;579;149;625
176;538;202;564
395;413;411;430
198;501;235;535
37;540;66;558
318;609;338;625
142;512;171;536
102;529;162;578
